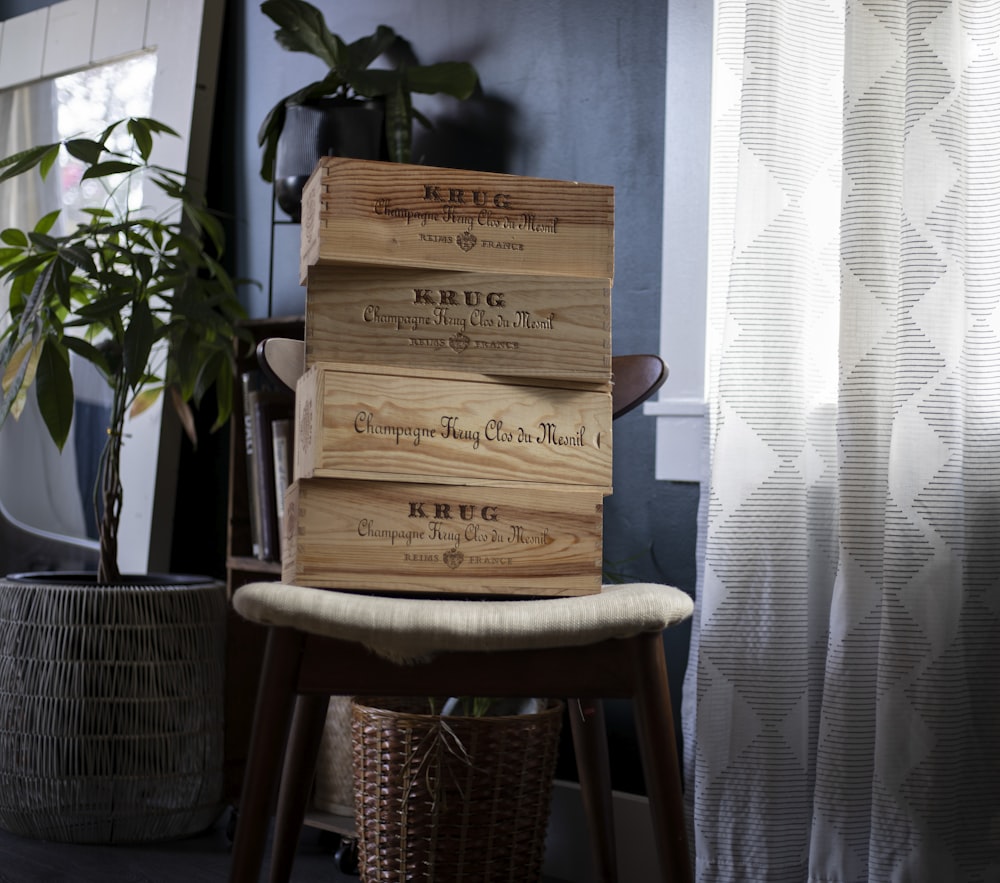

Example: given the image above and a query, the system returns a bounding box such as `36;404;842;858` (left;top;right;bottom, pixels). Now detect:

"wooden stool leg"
569;698;618;882
630;632;692;883
268;694;331;883
228;628;304;883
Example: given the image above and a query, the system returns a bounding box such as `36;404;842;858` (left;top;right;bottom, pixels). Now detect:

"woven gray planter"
0;573;227;843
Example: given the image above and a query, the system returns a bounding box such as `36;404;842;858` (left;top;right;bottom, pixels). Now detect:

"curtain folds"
683;1;1000;880
0;80;90;542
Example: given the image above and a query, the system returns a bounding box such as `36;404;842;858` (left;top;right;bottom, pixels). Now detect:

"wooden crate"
305;265;612;383
295;362;613;492
282;478;604;596
300;157;614;281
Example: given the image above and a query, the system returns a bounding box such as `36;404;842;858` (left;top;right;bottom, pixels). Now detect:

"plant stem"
96;376;127;584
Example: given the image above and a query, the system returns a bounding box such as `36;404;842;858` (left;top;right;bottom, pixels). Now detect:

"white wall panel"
42;0;96;76
0;8;46;88
91;0;147;62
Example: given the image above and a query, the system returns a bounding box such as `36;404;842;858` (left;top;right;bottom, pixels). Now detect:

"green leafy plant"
0;117;249;584
258;0;479;180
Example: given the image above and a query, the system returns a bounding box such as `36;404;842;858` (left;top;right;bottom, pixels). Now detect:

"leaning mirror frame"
0;0;225;575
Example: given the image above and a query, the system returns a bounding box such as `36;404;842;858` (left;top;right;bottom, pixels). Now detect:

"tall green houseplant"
0;117;248;584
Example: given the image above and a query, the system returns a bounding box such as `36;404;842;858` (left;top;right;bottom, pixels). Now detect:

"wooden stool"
228;581;693;882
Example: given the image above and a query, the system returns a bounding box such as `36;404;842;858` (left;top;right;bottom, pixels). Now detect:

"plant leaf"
170;384;198;447
262;0;343;69
191;348;224;404
133;117;179;138
15;262;56;343
50;257;74;309
131;385;163;420
73;292;134;320
82;160;139;180
350;67;401;99
35;338;73;450
1;341;35;395
81;206;115;220
1;228;28;247
62;335;109;376
187;204;225;255
210;356;235;430
345;25;397;72
123;298;155;388
4;341;42;421
33;210;62;236
256;96;288;184
1;338;33;424
383;85;413;164
56;243;97;275
65;138;105;165
38;144;60;179
127;118;154;161
26;231;61;252
404;62;479;99
0;144;59;183
4;253;52;282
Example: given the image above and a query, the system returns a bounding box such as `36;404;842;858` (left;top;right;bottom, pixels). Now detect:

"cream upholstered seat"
227;345;693;883
233;580;692;664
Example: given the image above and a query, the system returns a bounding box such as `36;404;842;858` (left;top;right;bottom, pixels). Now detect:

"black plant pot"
275;98;388;221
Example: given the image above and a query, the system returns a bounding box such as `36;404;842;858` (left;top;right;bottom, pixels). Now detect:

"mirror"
0;0;225;575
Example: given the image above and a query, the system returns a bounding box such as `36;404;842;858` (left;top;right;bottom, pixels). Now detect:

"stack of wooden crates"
283;157;614;597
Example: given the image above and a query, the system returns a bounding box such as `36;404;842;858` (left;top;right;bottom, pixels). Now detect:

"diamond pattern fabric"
683;1;1000;880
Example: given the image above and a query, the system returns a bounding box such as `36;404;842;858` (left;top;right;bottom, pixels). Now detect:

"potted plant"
0;117;247;843
258;0;480;217
0;116;248;584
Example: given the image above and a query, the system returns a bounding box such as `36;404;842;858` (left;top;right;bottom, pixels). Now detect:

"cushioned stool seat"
233;581;693;663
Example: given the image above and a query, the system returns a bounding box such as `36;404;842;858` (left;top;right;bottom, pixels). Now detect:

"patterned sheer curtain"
0;81;91;542
682;1;1000;881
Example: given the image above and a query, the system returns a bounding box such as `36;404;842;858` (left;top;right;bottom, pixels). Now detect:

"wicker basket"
0;573;227;843
313;695;355;816
352;697;563;883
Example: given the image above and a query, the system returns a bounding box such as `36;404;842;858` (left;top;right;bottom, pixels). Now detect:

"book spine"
272;417;292;563
250;390;295;562
249;389;277;562
240;371;262;559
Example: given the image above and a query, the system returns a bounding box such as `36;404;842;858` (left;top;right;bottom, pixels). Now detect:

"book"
249;388;294;561
239;371;263;559
272;417;293;561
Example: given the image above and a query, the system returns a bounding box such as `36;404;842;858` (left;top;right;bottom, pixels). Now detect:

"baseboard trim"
543;780;656;883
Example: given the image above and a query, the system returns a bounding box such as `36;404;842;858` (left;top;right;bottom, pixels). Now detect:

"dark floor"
0;811;568;882
0;809;353;883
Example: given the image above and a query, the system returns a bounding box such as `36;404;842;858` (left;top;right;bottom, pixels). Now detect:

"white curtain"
683;1;1000;881
0;80;90;543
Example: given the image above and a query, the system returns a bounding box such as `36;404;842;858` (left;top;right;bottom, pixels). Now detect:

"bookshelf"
223;315;357;860
224;315;303;803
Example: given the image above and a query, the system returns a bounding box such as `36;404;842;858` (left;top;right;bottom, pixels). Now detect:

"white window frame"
645;0;712;482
